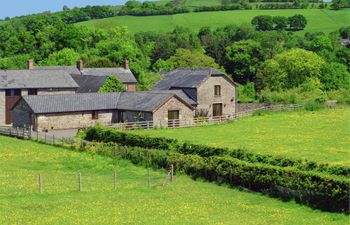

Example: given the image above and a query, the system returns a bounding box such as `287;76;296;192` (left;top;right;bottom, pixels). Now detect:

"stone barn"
12;92;194;131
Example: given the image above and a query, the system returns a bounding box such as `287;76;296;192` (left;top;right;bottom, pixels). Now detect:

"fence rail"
0;126;31;139
110;104;303;130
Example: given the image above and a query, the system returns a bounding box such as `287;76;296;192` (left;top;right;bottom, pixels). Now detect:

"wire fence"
0;168;173;196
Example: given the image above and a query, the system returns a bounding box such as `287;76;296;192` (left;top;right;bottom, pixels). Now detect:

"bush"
304;102;325;111
78;141;350;213
83;126;350;177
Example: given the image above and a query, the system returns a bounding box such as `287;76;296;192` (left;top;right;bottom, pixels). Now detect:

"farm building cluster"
0;59;236;131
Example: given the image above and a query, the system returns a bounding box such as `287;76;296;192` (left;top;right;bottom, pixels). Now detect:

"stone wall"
236;103;270;113
197;76;236;116
153;96;194;127
0;90;5;126
36;110;113;131
37;88;76;95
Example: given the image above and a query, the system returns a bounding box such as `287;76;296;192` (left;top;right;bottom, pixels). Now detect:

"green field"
131;107;350;166
0;136;348;224
77;8;350;34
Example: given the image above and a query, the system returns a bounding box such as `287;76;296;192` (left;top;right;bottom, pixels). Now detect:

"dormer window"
214;85;221;97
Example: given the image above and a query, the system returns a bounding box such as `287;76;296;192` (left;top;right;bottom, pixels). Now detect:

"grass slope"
77;8;350;34
131;107;350;166
0;136;348;224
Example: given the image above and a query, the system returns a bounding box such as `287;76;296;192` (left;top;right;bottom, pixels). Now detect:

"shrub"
83;126;350;177
77;141;350;213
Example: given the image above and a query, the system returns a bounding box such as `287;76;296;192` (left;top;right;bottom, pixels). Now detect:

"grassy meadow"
77;8;350;34
0;135;348;224
131;107;350;166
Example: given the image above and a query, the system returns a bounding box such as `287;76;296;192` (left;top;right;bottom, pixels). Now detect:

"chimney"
123;58;129;70
27;59;33;70
77;59;84;71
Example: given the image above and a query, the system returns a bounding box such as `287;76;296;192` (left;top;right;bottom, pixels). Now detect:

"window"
5;89;21;96
92;111;99;120
28;89;37;95
214;85;221;97
168;110;180;128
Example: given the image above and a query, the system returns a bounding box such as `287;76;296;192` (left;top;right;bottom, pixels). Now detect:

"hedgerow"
78;141;350;213
83;126;350;177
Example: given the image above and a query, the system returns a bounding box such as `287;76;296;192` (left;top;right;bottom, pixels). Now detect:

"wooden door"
212;103;223;117
168;110;179;127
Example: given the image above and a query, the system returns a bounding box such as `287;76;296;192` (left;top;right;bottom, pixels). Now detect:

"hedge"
77;142;350;213
83;126;350;177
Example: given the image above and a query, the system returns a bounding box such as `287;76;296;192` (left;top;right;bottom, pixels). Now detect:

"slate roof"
71;74;108;93
33;66;137;84
148;90;197;106
152;68;226;90
79;68;137;83
20;92;193;114
33;66;81;75
0;70;79;89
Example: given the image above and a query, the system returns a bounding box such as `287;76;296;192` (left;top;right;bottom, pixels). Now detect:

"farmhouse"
0;70;78;126
29;59;137;92
12;92;194;131
153;68;237;117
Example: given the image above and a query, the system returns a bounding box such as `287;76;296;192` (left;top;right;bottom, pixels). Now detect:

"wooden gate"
5;96;21;124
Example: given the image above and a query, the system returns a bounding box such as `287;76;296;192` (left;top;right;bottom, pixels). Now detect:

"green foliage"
166;48;220;69
320;62;350;91
237;82;256;103
225;40;264;83
83;125;350;177
152;59;173;72
98;75;126;93
251;15;274;31
40;48;80;66
288;14;307;31
257;48;325;90
78;139;350;213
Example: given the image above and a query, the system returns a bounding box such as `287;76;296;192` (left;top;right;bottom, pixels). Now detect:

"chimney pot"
77;59;84;71
27;59;33;70
124;59;129;70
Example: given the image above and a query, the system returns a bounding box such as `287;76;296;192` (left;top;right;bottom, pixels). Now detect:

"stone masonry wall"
153;96;194;127
0;90;5;126
197;76;236;117
36;110;113;131
37;88;76;95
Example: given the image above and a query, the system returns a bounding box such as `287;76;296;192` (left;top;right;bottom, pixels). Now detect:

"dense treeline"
0;6;349;101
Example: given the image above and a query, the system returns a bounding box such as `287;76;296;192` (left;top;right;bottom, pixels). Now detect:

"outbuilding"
12;92;194;131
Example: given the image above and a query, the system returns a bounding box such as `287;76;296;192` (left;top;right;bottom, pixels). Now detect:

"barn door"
212;103;223;117
5;89;21;124
168;110;179;127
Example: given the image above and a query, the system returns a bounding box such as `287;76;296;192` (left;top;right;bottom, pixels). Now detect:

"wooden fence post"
114;171;117;191
170;164;174;182
53;135;55;145
44;133;47;143
36;131;39;141
79;173;82;192
148;168;151;187
39;174;42;194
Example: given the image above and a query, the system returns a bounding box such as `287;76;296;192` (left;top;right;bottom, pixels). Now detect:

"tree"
166;48;220;69
257;48;325;90
251;15;274;31
330;0;348;9
99;75;126;93
288;14;307;31
273;16;288;30
320;63;350;91
225;40;264;83
63;5;70;11
339;26;350;39
309;35;333;52
40;48;80;66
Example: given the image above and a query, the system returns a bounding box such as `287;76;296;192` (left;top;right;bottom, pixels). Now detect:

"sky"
0;0;129;19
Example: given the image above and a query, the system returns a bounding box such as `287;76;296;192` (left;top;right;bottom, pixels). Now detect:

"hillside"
1;136;348;224
77;8;350;33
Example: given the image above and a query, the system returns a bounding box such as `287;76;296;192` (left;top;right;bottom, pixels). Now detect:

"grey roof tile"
21;91;193;114
79;68;137;83
152;68;225;90
71;75;108;93
33;66;81;75
0;70;79;89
